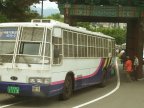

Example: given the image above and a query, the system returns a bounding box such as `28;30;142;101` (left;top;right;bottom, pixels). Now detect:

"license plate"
7;86;20;94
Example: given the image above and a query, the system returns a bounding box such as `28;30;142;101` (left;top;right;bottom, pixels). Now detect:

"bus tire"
59;75;73;100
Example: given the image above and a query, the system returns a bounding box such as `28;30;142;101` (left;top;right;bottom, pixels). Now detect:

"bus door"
52;28;63;65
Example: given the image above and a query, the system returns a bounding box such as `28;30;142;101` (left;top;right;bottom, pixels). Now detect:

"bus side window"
52;36;62;64
54;47;60;58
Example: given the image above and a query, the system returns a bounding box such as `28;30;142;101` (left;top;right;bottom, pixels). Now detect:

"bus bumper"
0;82;63;97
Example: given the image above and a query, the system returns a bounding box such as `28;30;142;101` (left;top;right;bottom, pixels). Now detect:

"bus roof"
0;19;114;39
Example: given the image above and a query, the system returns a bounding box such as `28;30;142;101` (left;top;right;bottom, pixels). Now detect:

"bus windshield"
0;26;51;65
15;27;45;64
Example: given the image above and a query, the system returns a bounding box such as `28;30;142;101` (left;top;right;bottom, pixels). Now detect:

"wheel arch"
65;71;75;91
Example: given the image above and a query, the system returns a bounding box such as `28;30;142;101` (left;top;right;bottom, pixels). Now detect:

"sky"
33;0;58;9
31;0;59;16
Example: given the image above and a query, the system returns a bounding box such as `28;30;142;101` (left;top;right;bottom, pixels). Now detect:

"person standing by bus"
133;56;139;81
124;56;133;82
120;50;126;69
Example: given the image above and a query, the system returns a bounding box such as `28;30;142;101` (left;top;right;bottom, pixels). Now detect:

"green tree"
95;27;126;45
0;0;40;22
77;22;92;30
0;13;8;22
47;13;64;22
77;22;126;44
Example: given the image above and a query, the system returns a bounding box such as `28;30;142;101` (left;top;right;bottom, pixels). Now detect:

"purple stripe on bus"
50;59;105;85
75;59;104;80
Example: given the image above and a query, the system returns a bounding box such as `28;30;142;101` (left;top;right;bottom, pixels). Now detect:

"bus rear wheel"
59;75;73;100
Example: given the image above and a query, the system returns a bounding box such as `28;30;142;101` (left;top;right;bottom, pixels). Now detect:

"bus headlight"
43;78;51;84
29;78;35;83
29;77;51;84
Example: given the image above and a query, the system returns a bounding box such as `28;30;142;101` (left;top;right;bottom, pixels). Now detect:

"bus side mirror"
54;48;60;58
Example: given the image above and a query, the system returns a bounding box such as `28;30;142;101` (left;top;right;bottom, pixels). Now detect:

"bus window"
52;36;62;65
19;42;40;55
15;42;42;64
15;27;44;64
21;27;44;41
53;28;62;37
45;43;50;57
54;47;60;58
0;27;18;63
16;55;43;64
46;29;51;42
0;42;15;54
108;40;112;57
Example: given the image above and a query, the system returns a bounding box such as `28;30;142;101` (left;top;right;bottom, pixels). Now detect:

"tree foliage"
95;27;126;45
77;22;126;45
77;22;92;31
0;12;8;22
0;0;40;22
47;13;64;22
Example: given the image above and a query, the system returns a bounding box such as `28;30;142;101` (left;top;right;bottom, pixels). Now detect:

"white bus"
0;19;116;100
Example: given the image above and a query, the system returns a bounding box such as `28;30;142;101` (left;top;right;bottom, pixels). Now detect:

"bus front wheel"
59;75;73;100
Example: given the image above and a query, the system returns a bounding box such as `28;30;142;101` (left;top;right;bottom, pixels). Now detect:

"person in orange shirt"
124;56;133;82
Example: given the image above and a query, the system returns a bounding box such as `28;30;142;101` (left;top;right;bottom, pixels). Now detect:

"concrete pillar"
127;19;144;78
64;3;77;26
64;16;77;26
